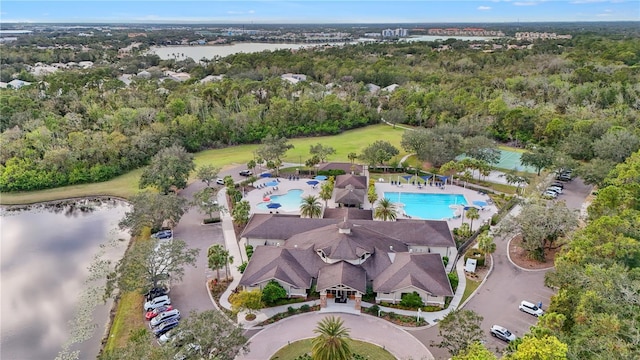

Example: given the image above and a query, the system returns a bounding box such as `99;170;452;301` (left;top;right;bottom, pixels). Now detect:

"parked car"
216;178;225;185
519;300;544;317
542;190;558;199
152;317;180;337
239;169;253;176
151;230;173;239
550;181;564;189
157;329;175;345
150;309;181;328
547;186;563;194
145;286;169;301
144;295;171;311
490;325;517;342
145;304;173;320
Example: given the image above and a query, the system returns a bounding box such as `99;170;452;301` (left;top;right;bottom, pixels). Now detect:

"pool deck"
243;176;497;232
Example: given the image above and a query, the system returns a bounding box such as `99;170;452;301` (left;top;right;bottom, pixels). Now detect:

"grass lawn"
461;279;481;305
1;124;406;205
269;338;395;360
103;292;145;353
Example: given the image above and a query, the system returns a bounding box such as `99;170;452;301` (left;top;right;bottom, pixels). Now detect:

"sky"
1;0;639;24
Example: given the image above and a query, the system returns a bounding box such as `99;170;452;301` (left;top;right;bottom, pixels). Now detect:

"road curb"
459;253;494;310
506;234;555;272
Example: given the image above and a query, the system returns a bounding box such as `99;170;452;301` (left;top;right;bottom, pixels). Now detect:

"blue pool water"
257;189;304;212
383;192;467;220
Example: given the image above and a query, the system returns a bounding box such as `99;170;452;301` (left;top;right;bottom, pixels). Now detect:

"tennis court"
495;149;535;173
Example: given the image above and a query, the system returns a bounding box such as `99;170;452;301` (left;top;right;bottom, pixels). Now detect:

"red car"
145;305;173;320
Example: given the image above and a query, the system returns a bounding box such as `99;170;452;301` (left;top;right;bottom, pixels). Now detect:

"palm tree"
208;244;228;281
374;198;397;221
319;183;333;206
300;195;322;218
311;316;352;360
466;208;480;231
478;232;496;255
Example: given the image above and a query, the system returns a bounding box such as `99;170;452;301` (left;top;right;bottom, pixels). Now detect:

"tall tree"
208;244;230;281
139;145;195;194
232;200;251;226
118;191;188;235
497;199;578;261
477;231;496;255
506;335;568;360
192;187;226;221
464;135;501;164
255;134;293;176
359;140;399;169
319;180;334;206
452;342;497;360
347;152;358;164
374;197;397;221
300;195;322;218
435;309;484;357
309;143;336;163
196;164;221;187
230;289;264;315
170;310;249;360
520;147;555;176
466;207;480;230
311;316;352;360
105;238;199;297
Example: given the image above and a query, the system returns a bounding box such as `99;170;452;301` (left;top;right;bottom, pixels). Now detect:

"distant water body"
150;36;495;60
0;199;130;360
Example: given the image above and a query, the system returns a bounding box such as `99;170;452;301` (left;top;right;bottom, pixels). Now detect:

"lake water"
0;199;130;360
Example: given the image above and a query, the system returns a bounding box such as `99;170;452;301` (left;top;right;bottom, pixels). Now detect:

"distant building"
127;32;147;38
382;28;408;37
515;32;572;41
281;73;307;84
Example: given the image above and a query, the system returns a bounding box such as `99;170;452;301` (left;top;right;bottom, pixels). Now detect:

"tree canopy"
139;144;195;194
118;191;188;235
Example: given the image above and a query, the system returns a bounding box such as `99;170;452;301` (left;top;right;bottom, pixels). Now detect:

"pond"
0;199;130;360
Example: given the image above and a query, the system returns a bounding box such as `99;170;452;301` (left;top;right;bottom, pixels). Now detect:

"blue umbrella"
265;180;278;187
260;173;272;178
314;175;328;181
306;180;319;186
266;203;282;209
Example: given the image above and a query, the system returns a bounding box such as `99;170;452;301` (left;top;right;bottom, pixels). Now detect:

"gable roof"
322;208;372;220
239;246;323;289
335;174;367;189
334;187;366;206
373;253;453;296
317;162;363;174
241;214;454;248
317;261;367;293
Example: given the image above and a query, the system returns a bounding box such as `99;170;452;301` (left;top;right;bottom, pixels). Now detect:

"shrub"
261;280;287;305
245;245;254;259
287;306;296;314
400;291;425;308
317;169;346;177
203;217;221;224
464;248;486;267
448;272;459;292
442;256;449;267
368;304;380;315
237;261;247;273
300;304;310;312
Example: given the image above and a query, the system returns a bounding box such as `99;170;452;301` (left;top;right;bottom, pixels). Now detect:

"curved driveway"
237;312;433;360
408;177;592;358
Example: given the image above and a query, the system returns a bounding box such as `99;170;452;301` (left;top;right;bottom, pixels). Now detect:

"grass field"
269;338;396;360
103;291;145;353
1;124;406;205
461;279;481;305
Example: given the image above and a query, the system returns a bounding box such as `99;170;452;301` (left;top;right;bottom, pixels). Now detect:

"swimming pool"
257;189;304;212
383;192;467;220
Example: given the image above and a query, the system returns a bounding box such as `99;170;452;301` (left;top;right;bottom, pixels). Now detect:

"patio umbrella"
314;175;328;181
306;180;319;186
265;180;278;187
401;175;413;183
260;173;272;178
266;203;282;209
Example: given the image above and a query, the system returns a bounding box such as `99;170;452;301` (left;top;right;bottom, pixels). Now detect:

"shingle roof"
335;174;367;189
239;246;323;289
241;215;454;248
322;208;373;220
317;162;363;174
373;253;453;296
334;187;366;206
317;262;367;293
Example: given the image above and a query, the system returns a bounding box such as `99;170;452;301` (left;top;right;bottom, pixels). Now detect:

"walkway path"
236;312;434;360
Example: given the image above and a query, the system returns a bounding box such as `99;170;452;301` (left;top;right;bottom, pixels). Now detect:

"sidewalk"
216;188;246;311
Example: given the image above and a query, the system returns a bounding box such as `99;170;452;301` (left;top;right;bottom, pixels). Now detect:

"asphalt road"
167;164;248;318
408;176;593;359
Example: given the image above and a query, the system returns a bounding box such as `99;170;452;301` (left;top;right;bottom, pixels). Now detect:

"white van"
150;309;181;328
144;295;171;311
519;300;544;317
